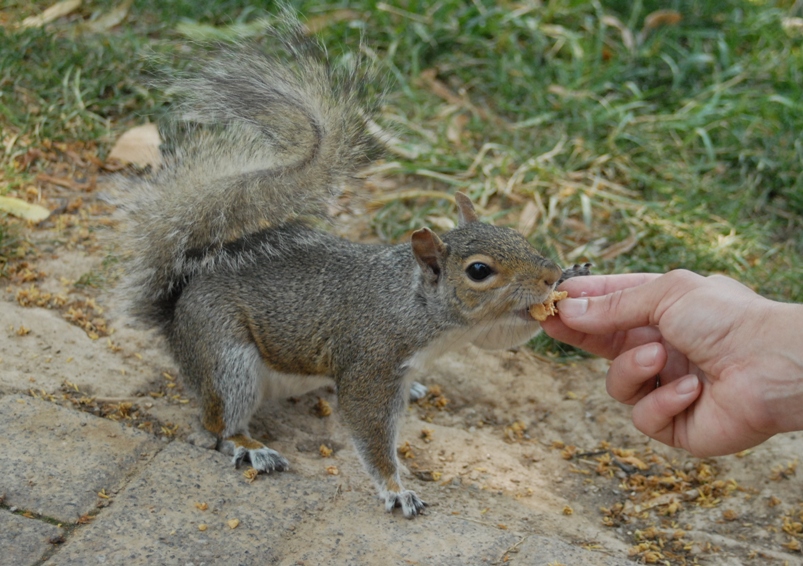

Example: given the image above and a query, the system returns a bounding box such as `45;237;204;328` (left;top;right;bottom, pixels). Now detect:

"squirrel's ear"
411;227;447;284
455;192;479;226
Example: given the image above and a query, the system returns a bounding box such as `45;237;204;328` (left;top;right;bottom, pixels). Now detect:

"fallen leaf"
21;0;81;28
643;10;682;30
79;0;133;32
599;229;642;260
446;113;469;148
616;455;650;470
0;196;50;222
304;9;361;34
517;200;541;237
107;123;162;169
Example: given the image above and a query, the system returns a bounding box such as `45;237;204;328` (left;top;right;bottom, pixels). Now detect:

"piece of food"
529;290;569;321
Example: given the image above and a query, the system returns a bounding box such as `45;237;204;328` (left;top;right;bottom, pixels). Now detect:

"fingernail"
635;344;660;368
558;297;588;317
676;375;699;396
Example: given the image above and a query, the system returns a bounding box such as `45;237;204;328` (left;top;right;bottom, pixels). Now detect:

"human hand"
541;270;803;457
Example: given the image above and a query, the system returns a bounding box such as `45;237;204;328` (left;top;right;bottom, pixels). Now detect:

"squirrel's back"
115;22;383;329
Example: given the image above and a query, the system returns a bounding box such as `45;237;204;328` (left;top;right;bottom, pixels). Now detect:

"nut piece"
529;290;569;321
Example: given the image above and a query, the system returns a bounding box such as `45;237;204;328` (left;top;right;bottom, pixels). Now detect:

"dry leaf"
599;229;642;260
304;9;361;34
243;467;259;483
0;196;50;222
643;10;682;30
601;15;635;51
413;470;441;481
517;200;540;237
446;113;469;148
782;17;803;36
419;69;463;106
80;0;133;32
107;123;162;169
616;455;650;471
21;0;81;28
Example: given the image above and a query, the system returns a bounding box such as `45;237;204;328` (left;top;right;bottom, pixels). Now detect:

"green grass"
1;0;801;315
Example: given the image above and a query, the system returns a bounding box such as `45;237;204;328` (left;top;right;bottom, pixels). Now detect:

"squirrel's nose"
542;262;563;287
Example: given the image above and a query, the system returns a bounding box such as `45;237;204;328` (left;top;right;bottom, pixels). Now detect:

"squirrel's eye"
465;262;494;281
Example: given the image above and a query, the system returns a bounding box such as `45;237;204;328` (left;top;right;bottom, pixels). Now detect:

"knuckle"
666;269;700;287
601;289;627;318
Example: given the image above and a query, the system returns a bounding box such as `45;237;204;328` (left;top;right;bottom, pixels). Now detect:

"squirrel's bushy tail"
116;22;383;328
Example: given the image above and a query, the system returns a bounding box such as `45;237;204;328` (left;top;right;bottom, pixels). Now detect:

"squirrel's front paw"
557;262;592;284
383;489;427;518
409;381;428;402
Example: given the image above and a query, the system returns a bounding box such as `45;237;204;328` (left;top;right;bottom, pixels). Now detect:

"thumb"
556;270;705;335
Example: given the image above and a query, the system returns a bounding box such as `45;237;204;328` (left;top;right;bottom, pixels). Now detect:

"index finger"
557;269;706;336
558;273;662;297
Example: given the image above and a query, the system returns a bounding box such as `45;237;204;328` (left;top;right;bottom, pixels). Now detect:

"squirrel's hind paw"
233;446;289;473
220;435;289;473
383;489;427;519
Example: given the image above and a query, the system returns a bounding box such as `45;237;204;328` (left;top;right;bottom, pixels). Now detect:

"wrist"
754;301;803;435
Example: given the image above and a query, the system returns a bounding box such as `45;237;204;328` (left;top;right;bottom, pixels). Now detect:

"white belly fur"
405;316;542;372
260;364;335;400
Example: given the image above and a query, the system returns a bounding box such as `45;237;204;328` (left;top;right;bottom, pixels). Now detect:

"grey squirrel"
116;22;590;518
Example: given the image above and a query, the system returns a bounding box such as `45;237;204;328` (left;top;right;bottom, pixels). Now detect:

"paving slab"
0;509;63;566
43;441;334;565
0;300;169;398
279;505;522;565
0;394;163;523
510;534;631;565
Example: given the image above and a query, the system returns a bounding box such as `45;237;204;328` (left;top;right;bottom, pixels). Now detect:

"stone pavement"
0;394;632;566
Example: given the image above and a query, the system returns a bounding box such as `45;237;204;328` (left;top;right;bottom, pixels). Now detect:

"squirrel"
115;21;591;518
